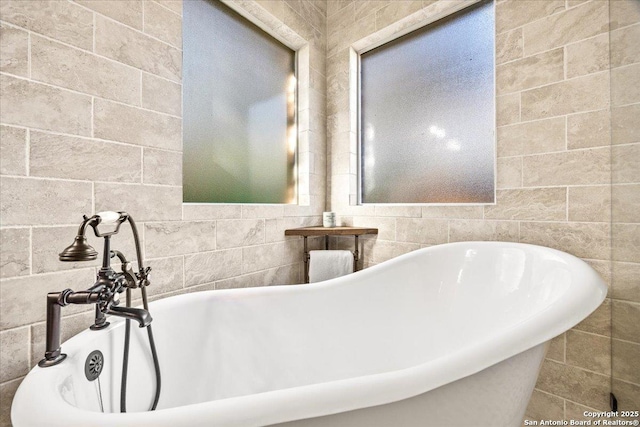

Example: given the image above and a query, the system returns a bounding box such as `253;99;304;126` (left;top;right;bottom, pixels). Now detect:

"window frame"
181;0;313;206
353;0;497;206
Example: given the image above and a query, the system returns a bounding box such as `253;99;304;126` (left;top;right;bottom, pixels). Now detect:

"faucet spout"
107;305;152;327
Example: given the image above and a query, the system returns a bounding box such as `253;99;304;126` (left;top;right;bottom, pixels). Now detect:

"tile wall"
0;0;637;425
324;0;634;420
0;1;326;425
610;0;640;414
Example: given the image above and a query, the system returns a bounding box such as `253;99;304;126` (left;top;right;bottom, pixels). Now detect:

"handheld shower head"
59;236;98;262
59;212;126;262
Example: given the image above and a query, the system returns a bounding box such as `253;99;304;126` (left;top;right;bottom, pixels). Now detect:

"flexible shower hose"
120;216;162;413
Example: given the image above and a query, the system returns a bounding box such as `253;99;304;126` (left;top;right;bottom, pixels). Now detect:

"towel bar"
284;226;379;283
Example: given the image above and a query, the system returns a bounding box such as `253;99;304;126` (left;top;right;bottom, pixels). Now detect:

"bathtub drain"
85;350;105;412
85;350;104;381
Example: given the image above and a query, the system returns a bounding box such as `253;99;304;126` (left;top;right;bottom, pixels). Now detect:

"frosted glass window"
183;0;296;203
360;0;495;204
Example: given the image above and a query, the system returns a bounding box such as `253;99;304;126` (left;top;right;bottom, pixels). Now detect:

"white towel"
309;250;354;283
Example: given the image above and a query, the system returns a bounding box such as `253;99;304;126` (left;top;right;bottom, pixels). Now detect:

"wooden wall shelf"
284;226;378;283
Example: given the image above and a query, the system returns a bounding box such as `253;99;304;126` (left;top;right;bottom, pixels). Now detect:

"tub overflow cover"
85;350;104;382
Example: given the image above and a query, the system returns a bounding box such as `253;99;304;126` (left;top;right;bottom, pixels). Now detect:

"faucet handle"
120;261;137;289
137;266;152;287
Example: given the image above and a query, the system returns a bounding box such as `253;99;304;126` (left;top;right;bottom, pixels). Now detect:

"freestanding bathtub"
12;242;606;427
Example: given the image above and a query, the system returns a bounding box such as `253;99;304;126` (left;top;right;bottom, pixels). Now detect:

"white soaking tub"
12;242;607;427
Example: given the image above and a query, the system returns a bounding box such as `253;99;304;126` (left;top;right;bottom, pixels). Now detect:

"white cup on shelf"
323;212;337;228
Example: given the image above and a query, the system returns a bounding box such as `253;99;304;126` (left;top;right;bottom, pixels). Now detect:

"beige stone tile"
330;12;375;58
568;186;611;223
0;22;28;77
0;269;95;330
574;299;611;337
0;228;29;279
611;24;640;69
154;0;182;16
521;71;609;121
289;0;325;34
94;182;182;221
184;248;242;286
354;0;386;21
496;28;523;65
352;216;395;241
31;36;140;105
0;74;92;136
31;223;137;274
143;0;182;47
612;144;640;184
612;104;640;146
536;359;610;410
367;240;420;264
497;48;564;95
610;0;640;31
374;206;421;217
524;389;564;421
612;262;640;303
496;93;520;126
326;48;349;80
182;204;242;220
395;218;448;245
275;3;311;42
0;327;29;383
143;148;181;186
611;63;640;107
242;241;296;274
612;339;640;384
449;220;519;243
144;221;216;258
496;0;564;34
216;219;265;249
93;99;181;151
567;0;590;7
612;379;640;410
520;222;610;260
141;73;182;116
0;0;93;50
375;1;423;30
497;117;565;157
567;109;611;149
566;33;609;79
523;0;608;56
547;333;565;362
485;188;566;221
30;131;141;182
0;125;26;176
241;205;285;219
327;0;352;18
523;147;610;187
613;184;640;224
564;400;599;422
420;206;484;220
497;157;522;189
95;15;181;82
612;224;640;263
566;330;611;375
612;300;640;343
217;264;300;289
76;0;143;29
0;177;92;226
309;0;327;16
143;256;184;296
0;378;21;427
